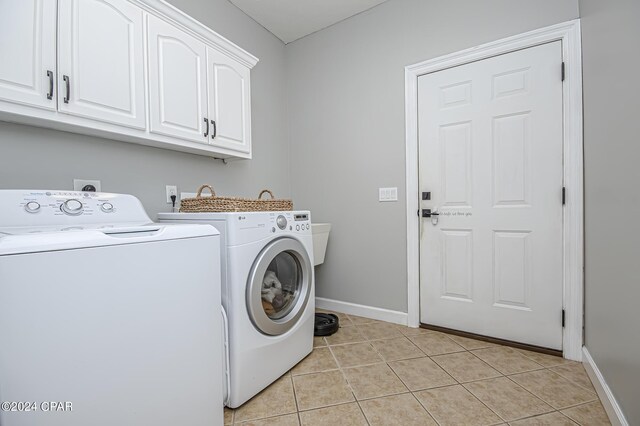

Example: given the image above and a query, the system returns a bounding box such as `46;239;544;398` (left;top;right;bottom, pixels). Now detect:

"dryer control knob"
61;199;83;216
276;215;287;230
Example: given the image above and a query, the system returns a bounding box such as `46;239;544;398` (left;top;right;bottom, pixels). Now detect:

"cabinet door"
206;47;251;154
57;0;146;129
147;15;208;143
0;0;57;110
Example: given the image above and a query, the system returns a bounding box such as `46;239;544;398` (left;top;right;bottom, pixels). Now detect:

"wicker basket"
179;185;293;213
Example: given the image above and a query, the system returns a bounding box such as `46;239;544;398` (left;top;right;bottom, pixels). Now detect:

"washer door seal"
246;237;312;336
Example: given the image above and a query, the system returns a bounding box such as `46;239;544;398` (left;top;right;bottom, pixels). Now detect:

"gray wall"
580;0;640;423
0;0;289;219
286;0;579;312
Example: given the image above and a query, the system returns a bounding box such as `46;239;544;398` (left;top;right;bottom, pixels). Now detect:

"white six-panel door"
206;47;251;154
147;15;208;143
418;42;564;349
57;0;146;129
0;0;57;110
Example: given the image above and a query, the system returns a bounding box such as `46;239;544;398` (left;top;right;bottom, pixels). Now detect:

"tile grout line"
546;366;599;395
537;366;599;396
430;350;502;383
342;324;438;425
438;350;511;424
504;410;567;424
500;374;560;415
354;400;372;426
465;345;546;376
506;370;598;411
232;374;299;424
556;409;583;425
410;389;445;426
288;371;302;425
328;330;373;426
325;338;360;406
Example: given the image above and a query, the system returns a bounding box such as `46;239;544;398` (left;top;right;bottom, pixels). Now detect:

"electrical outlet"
166;185;177;203
73;179;101;192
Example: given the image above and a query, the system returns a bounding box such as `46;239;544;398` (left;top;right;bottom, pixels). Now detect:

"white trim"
582;347;629;426
316;297;408;326
404;20;584;360
130;0;259;68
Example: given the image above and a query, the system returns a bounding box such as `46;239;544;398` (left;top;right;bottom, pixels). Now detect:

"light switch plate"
379;187;398;202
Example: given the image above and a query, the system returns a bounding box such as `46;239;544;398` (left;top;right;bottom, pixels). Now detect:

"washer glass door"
247;238;312;336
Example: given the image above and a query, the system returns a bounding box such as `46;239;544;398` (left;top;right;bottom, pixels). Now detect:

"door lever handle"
421;209;439;218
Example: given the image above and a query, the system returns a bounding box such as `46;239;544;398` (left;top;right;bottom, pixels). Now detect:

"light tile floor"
225;311;610;425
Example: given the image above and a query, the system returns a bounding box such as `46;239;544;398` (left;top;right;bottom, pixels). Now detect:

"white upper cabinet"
0;0;258;158
147;15;208;144
57;0;146;129
0;0;57;110
206;47;251;154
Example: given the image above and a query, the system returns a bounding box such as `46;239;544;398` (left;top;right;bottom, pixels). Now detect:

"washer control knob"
276;215;287;230
24;201;41;213
296;225;300;231
306;224;310;230
101;202;114;213
61;199;83;216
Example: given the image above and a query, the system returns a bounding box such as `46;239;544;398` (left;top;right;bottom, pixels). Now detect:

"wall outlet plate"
73;179;101;192
166;185;178;203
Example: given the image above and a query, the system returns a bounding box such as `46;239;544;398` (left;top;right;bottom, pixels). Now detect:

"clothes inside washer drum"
314;313;340;336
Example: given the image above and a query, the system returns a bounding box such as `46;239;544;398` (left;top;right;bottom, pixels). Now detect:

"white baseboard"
315;297;409;326
582;347;628;426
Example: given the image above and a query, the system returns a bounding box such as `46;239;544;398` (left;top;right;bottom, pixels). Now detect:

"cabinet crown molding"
131;0;259;69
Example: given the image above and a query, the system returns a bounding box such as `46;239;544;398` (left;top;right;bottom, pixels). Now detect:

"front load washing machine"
158;210;314;408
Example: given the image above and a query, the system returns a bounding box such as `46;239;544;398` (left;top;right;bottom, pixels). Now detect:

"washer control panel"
0;190;151;227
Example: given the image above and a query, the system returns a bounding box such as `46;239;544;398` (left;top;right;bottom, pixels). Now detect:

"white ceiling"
228;0;390;44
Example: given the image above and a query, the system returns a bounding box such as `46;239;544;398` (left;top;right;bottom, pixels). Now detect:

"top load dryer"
158;210;315;408
0;190;224;426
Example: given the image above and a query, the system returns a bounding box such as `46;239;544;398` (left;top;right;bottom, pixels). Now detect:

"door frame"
404;20;583;360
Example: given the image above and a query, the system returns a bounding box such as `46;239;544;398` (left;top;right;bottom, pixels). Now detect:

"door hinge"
562;187;566;205
561;62;566;82
562;309;565;327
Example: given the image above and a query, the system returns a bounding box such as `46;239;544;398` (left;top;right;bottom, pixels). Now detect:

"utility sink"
311;223;331;266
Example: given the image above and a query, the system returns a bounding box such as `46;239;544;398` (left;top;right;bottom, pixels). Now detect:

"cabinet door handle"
211;120;216;139
46;70;54;100
63;75;70;104
204;117;209;137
